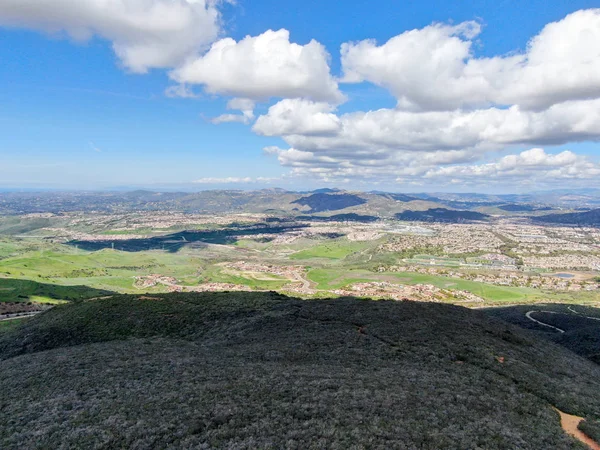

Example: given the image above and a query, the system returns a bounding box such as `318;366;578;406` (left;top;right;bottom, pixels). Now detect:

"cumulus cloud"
255;98;600;157
5;3;599;189
255;10;600;187
171;29;344;102
410;149;600;186
210;114;251;125
267;146;600;187
341;9;600;111
211;98;256;124
227;98;255;114
0;0;222;73
253;99;341;136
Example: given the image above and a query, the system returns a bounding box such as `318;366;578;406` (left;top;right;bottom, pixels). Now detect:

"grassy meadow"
0;223;597;306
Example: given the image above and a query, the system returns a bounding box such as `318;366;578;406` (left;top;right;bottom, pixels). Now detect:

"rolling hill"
291;193;368;213
534;209;600;226
1;293;599;449
484;304;600;365
396;208;490;223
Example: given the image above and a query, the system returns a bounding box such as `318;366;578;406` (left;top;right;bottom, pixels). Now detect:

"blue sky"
0;0;599;192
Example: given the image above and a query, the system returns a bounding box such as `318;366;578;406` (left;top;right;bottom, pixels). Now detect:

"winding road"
525;307;600;334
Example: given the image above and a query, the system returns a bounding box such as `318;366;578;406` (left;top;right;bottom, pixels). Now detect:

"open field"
0;317;29;333
289;239;371;260
0;278;112;303
0;211;597;307
305;268;587;304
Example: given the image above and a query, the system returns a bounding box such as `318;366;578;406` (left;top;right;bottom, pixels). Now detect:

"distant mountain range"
2;188;600;225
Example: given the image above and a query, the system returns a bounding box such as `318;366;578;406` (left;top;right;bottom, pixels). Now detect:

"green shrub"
0;294;599;449
579;419;600;443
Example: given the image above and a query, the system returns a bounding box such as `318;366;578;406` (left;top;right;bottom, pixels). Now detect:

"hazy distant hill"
291;193;367;213
296;213;379;222
1;293;599;449
375;192;419;202
498;204;537;212
533;209;600;226
396;208;490;223
0;189;584;217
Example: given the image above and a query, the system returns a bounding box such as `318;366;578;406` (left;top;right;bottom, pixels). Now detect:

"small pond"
554;273;574;279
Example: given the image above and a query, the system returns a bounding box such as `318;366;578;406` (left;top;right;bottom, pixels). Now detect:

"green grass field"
306;268;595;304
0;231;597;307
406;254;464;267
0;318;29;333
289;239;369;260
200;266;289;290
0;278;112;303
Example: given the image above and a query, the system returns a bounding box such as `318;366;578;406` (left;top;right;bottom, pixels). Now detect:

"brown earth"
554;408;600;450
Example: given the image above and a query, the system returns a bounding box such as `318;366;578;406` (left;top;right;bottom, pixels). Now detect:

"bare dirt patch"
554;408;600;450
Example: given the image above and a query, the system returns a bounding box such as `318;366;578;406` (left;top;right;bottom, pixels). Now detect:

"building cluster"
521;254;600;271
379;224;505;254
380;265;600;291
333;282;484;303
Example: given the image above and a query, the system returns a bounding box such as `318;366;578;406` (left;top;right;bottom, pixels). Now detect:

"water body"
555;273;574;279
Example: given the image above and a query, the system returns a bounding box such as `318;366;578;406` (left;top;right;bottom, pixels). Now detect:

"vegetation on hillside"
533;209;600;226
0;293;599;449
292;193;367;213
0;278;112;303
484;304;600;365
395;208;490;223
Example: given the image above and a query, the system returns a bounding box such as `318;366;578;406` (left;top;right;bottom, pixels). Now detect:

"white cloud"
341;9;600;111
165;84;201;99
210;114;251;125
256;10;600;187
341;21;486;111
266;146;600;187
227;98;255;114
253;99;341;136
4;4;600;190
410;149;600;186
255;98;600;157
211;97;256;124
0;0;222;73
171;29;344;102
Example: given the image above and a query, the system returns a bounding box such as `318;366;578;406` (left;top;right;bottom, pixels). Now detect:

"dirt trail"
525;311;565;333
525;309;600;334
554;408;600;450
0;311;41;322
567;306;600;321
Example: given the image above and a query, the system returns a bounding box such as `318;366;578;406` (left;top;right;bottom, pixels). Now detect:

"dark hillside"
396;208;490;223
533;209;600;226
484;304;600;365
296;213;378;222
1;294;599;449
292;193;367;213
